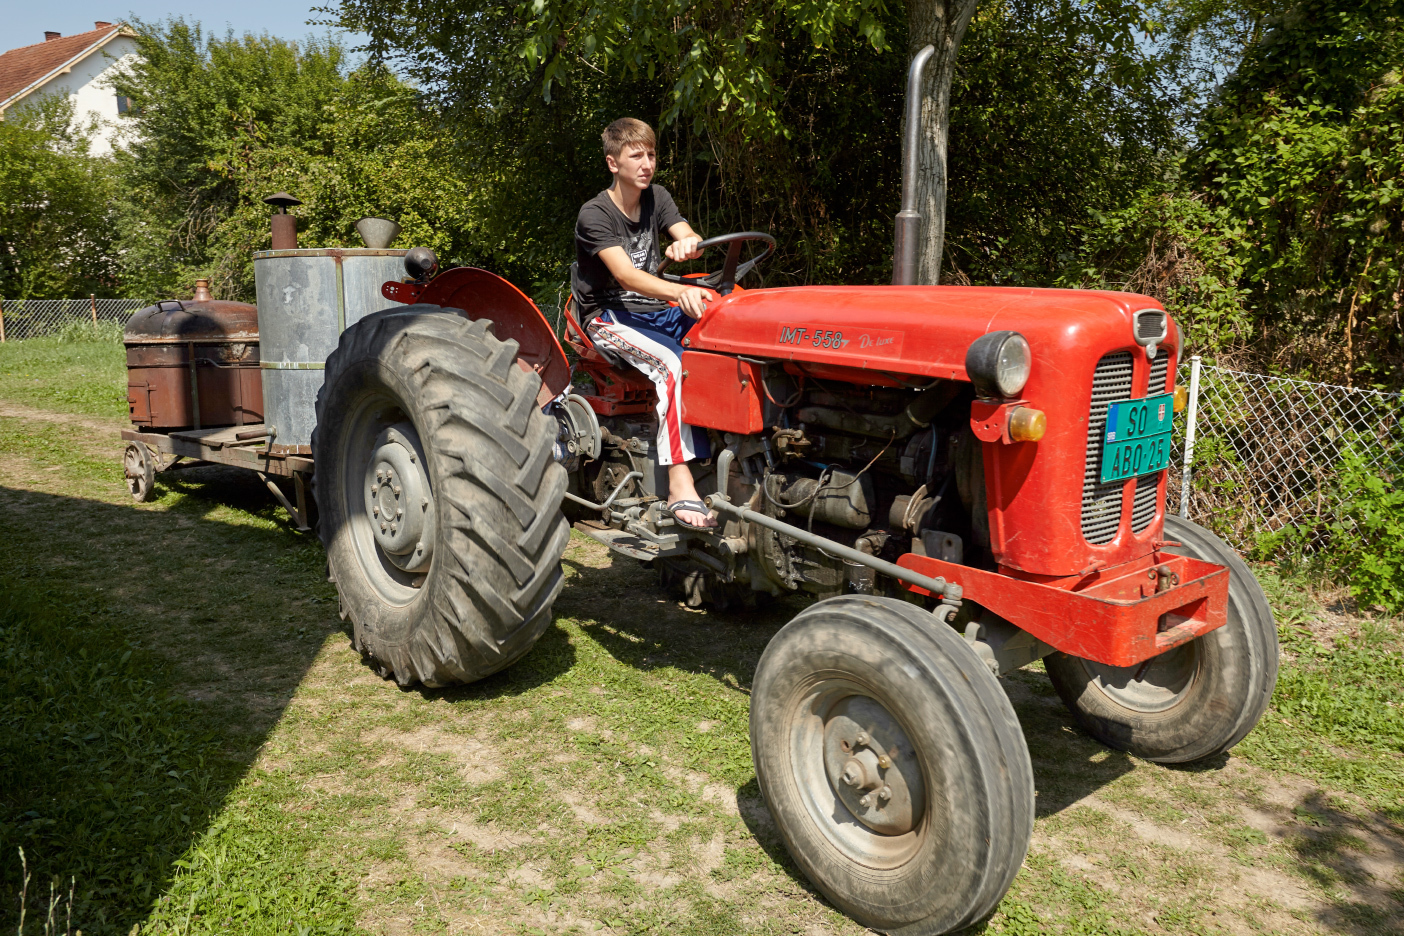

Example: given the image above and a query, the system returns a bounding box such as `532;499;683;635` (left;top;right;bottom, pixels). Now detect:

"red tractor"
312;51;1277;936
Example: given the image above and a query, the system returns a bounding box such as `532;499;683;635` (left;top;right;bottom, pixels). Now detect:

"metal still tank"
124;280;263;431
252;248;406;453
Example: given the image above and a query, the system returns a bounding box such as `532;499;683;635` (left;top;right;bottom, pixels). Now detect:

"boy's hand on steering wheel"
666;236;703;263
677;286;716;319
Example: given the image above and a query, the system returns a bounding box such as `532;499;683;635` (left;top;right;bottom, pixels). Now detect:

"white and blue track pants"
586;308;711;467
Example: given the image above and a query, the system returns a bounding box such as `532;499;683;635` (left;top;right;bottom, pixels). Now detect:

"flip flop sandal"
666;499;718;531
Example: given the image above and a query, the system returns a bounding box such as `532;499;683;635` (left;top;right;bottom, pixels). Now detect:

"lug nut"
393;485;401;495
396;507;403;518
878;755;891;770
878;786;892;803
371;484;379;495
380;521;387;531
373;506;380;516
390;523;397;534
855;732;870;747
376;469;385;482
858;794;872;809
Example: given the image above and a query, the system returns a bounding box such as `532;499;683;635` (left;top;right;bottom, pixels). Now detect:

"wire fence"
0;297;150;341
1168;357;1404;551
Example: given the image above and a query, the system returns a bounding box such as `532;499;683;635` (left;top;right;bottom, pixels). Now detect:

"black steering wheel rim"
656;231;776;295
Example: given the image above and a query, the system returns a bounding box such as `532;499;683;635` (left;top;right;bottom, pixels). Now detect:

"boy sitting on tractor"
572;118;718;530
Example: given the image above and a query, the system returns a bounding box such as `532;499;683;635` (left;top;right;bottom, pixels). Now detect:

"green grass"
1238;568;1404;818
0;334;126;419
1;356;1402;934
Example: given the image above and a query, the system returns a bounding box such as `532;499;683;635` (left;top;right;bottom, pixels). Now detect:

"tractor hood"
687;285;1175;381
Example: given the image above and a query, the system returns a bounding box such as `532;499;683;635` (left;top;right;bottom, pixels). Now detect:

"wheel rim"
789;678;927;869
339;390;436;605
1082;641;1200;713
123;443;151;500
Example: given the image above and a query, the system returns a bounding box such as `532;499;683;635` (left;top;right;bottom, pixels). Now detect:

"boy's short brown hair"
602;118;656;159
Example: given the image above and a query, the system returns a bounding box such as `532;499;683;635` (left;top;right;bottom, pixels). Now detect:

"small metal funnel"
356;217;402;249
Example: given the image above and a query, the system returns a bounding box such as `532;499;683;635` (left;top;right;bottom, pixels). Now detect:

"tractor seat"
564;263;627;369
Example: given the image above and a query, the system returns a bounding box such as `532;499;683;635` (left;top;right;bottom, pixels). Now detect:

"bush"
1323;448;1404;612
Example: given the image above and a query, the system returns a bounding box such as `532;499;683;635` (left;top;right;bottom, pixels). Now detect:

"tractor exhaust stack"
893;44;936;286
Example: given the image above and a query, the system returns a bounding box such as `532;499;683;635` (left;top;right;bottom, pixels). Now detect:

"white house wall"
26;35;140;156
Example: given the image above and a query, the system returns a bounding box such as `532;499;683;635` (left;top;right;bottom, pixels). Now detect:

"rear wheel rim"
1082;641;1200;713
338;388;435;606
788;677;927;869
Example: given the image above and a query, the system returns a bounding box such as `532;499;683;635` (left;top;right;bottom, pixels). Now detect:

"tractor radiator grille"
1081;351;1135;544
1130;350;1171;533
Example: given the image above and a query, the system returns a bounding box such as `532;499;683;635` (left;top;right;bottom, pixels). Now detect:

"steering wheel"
656;231;776;296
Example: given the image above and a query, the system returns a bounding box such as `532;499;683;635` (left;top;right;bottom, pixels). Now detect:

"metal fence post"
1179;355;1202;519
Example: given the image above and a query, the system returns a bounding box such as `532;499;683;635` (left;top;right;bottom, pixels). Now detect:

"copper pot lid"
124;280;259;343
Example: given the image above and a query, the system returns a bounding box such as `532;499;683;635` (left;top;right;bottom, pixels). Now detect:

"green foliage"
0;97;118;299
1323;447;1404;612
1074;0;1404;387
109;20;352;300
1060;187;1253;351
945;0;1183;284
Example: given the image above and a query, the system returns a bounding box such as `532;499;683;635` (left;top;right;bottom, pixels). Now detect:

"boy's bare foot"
666;463;716;529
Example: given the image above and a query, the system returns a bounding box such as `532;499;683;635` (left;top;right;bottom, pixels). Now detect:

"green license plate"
1100;393;1174;483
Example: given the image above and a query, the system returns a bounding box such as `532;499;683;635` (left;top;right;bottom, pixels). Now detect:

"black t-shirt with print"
572;184;686;326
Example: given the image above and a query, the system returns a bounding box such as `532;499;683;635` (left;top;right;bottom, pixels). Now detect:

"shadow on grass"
0;472;336;935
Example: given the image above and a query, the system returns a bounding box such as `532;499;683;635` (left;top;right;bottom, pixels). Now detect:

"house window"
116;95;130;114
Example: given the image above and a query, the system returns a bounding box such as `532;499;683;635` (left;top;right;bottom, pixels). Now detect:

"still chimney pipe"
892;45;936;287
44;31;61;41
263;192;302;250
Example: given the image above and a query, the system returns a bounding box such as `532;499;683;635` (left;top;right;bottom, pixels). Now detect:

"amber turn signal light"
1008;406;1047;442
1173;386;1189;412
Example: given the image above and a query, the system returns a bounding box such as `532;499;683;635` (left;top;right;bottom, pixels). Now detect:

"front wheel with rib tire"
313;305;570;687
1045;514;1279;763
750;596;1034;935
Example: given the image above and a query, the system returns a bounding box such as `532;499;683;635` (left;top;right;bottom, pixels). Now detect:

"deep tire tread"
314;307;569;687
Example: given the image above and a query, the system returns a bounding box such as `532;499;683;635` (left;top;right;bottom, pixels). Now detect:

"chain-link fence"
1168;357;1404;550
0;298;150;341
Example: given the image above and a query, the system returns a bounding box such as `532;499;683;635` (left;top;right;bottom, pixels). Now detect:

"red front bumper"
897;552;1229;667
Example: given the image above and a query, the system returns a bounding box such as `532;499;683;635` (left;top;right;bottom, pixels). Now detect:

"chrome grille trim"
1135;309;1167;341
1130;350;1171;533
1082;351;1135;544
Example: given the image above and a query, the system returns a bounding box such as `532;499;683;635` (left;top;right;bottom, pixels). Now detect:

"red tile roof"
0;25;125;108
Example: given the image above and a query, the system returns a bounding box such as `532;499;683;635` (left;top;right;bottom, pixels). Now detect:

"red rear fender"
384;268;570;403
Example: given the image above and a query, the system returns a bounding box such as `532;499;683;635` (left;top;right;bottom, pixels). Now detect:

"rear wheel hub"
363;423;434;572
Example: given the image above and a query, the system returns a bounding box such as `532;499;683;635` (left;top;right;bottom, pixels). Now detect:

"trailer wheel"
123;441;155;502
751;596;1033;934
1045;515;1278;763
314;305;569;687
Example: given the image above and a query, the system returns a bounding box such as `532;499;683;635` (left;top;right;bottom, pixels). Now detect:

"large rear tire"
750;596;1033;935
1045;514;1278;763
314;305;569;687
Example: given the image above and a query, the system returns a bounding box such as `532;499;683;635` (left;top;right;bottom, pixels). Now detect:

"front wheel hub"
363;423;434;572
822;696;923;836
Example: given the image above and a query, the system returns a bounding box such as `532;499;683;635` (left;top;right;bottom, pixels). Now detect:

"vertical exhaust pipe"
893;45;936;286
264;191;302;250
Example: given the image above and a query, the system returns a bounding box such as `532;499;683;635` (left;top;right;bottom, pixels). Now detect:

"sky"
1;2;366;54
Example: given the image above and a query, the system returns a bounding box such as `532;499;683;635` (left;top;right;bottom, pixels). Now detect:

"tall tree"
907;0;981;284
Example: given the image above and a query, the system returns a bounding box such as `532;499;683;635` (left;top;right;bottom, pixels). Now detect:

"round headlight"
965;331;1032;399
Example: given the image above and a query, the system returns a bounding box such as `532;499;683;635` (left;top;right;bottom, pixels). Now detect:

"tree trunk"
907;0;980;285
